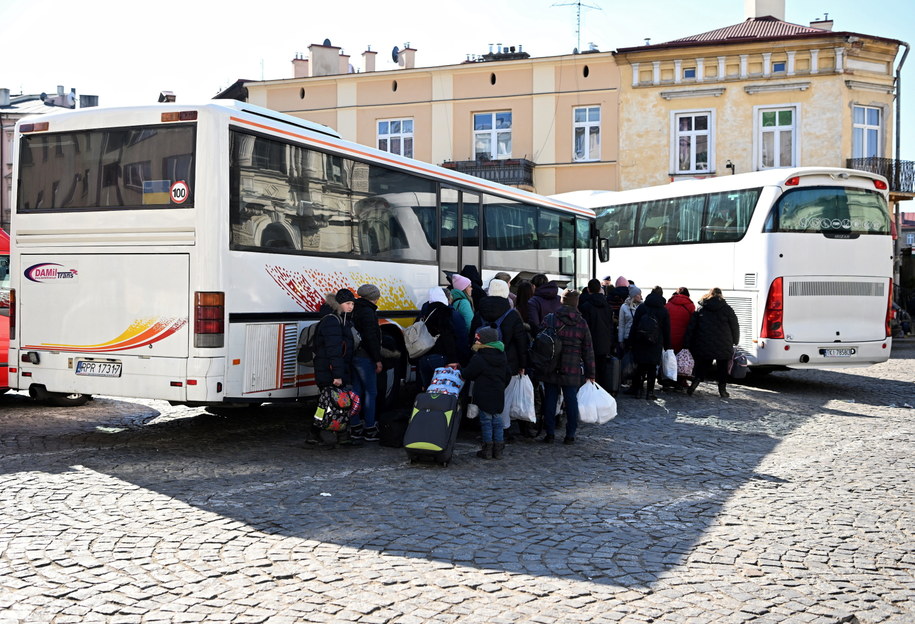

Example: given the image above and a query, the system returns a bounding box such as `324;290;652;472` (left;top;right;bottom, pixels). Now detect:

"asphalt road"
1;341;913;623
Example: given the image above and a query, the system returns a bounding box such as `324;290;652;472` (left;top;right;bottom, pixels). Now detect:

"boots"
686;378;700;396
718;382;730;398
492;442;505;460
476;442;493;459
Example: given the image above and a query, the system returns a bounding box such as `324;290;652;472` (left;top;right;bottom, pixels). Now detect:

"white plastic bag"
661;349;677;380
577;380;617;425
508;374;536;423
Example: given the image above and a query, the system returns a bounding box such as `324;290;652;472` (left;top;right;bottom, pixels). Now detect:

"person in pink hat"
450;273;474;332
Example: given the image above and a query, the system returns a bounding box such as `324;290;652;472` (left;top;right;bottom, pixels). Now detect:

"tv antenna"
552;0;601;53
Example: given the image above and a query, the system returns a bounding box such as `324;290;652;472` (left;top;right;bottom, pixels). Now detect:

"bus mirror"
598;238;610;263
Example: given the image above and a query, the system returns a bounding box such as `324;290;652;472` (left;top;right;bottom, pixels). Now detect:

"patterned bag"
314;386;361;431
676;349;695;376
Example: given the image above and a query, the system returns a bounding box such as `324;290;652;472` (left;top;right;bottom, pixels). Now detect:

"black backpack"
529;313;563;374
297;315;334;366
489;307;514;341
635;312;661;345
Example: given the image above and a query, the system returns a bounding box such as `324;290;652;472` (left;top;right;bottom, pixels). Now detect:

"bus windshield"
17;124;196;211
763;186;889;235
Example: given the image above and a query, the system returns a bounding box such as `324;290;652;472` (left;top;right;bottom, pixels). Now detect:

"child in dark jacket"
462;327;511;460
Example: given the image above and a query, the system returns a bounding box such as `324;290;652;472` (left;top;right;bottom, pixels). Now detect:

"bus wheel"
46;392;91;407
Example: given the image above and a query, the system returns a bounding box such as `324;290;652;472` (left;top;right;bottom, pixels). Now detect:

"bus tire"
46;392;91;407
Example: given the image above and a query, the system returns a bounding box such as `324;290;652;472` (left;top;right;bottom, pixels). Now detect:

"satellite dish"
392;46;400;63
323;38;332;47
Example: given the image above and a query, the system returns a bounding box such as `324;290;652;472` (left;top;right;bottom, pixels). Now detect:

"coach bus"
557;167;894;370
9;101;594;406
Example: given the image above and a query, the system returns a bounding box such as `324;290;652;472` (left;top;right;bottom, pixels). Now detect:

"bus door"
440;187;481;280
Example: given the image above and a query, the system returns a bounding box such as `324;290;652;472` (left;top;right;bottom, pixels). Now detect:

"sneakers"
541;433;555;444
349;425;364;440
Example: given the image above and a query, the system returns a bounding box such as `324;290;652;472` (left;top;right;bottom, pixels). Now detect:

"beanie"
615;276;629;288
561;289;580;307
487;278;509;298
476;327;499;344
357;283;380;301
628;285;642;298
334;288;355;304
451;274;471;291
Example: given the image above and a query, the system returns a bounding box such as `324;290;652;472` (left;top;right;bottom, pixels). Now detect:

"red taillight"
761;277;784;339
885;279;894;338
785;176;800;186
9;288;15;340
874;179;888;190
194;291;224;348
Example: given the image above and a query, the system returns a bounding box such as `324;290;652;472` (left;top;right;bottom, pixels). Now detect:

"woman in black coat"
417;287;460;389
628;286;671;401
313;289;357;388
580;278;616;391
684;287;740;398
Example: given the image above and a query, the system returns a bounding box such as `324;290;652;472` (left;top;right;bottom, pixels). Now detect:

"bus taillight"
885;279;894;338
8;288;15;340
194;291;224;348
761;277;784;339
874;179;888;190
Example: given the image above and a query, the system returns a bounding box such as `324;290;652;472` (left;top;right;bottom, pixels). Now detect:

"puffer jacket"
469;295;529;373
462;343;511;414
630;292;672;366
421;301;460;363
313;303;355;387
666;293;696;352
579;291;615;356
684;296;740;361
541;305;595;387
527;282;562;333
352;298;382;362
618;297;640;344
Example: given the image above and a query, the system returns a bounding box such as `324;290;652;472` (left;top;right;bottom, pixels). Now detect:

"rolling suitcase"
404;392;462;466
605;355;622;397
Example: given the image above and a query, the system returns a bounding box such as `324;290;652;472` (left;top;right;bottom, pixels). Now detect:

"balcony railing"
441;158;535;189
846;157;915;195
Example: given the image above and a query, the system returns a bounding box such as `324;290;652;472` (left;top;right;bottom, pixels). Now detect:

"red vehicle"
1;228;10;392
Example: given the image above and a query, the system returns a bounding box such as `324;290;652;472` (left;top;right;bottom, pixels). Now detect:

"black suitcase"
404;392;462;466
605;355;622;396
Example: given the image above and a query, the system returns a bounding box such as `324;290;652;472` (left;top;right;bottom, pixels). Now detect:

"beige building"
243;44;621;196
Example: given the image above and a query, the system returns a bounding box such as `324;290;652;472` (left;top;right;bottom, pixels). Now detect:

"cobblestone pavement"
1;341;913;624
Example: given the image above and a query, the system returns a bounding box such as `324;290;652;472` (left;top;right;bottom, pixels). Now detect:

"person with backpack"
417;287;461;390
462;327;512;460
683;287;740;398
579;278;616;392
628;286;672;401
350;284;383;443
469;278;528;376
538;289;595;445
527;274;562;335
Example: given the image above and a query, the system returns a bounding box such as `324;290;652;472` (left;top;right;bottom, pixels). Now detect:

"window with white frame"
853;105;881;159
573;106;600;161
473;112;512;159
673;111;712;174
377;118;414;158
758;106;797;169
906;232;915;247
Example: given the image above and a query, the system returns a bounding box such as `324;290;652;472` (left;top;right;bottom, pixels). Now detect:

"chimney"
743;0;785;20
309;41;341;77
338;50;351;75
401;46;416;69
0;88;10;107
292;54;310;78
810;17;834;31
363;49;377;73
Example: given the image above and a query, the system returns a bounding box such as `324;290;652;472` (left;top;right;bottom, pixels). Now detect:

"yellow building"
244;43;620;196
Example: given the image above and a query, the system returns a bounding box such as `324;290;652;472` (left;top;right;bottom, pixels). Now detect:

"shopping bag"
676;349;695;376
729;347;749;379
661;349;677;380
314;386;358;432
403;310;436;359
577;380;617;425
506;374;536;423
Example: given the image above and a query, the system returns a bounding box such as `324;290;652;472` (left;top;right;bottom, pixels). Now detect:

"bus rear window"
764;187;889;235
17;125;195;211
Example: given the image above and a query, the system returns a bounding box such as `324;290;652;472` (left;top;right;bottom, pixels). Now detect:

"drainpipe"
893;42;909;297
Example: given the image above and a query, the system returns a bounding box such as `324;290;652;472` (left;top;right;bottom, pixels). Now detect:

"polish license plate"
820;348;856;358
75;360;123;377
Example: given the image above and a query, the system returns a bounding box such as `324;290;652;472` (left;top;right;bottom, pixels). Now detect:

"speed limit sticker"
170;181;189;204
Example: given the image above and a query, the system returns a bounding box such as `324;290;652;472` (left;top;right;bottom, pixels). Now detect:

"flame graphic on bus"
24;317;188;353
265;265;414;311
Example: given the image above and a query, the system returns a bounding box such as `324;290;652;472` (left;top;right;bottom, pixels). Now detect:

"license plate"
75;360;122;377
819;348;856;358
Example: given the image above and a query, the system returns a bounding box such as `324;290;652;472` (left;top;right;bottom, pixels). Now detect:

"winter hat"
357;283;380;301
476;327;499;344
615;276;629;288
487;278;509;298
451;274;471;291
602;275;613;282
335;288;356;304
561;289;580;308
628;285;642;298
427;286;448;305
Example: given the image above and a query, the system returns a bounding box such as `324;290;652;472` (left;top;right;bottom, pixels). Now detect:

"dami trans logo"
25;263;79;283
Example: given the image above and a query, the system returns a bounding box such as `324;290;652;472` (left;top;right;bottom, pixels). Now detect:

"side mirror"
598;238;610;263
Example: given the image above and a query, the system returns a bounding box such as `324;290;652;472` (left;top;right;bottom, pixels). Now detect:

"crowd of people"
307;265;741;456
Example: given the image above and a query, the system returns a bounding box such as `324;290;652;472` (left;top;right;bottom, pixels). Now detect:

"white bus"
557;167;894;370
9;101;594;406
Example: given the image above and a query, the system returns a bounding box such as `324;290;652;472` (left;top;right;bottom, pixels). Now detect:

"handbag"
577;380;617;425
661;349;678;380
676;349;695;376
729;347;749;379
314;386;359;432
403;310;436;359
